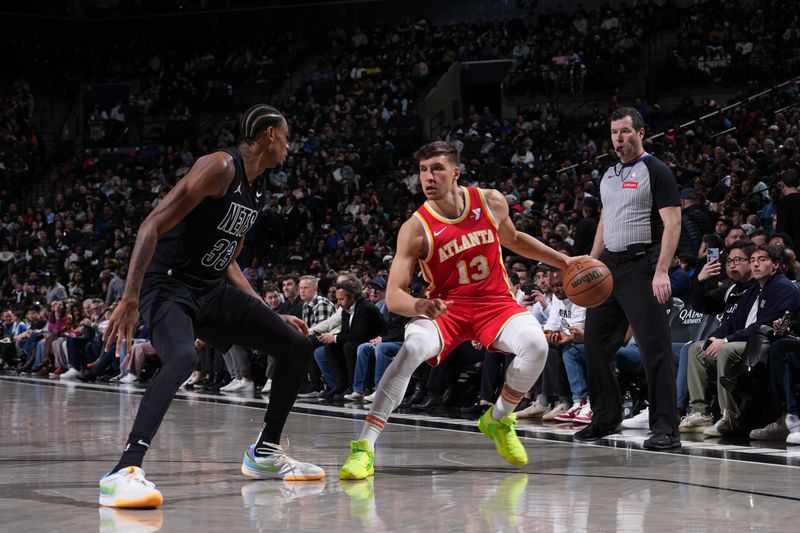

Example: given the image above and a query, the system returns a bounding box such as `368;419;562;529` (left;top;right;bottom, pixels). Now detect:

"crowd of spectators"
663;0;800;88
3;3;800;443
0;79;41;202
505;4;659;97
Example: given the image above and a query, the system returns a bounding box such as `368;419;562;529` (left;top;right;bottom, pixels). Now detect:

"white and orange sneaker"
241;443;325;481
98;466;163;509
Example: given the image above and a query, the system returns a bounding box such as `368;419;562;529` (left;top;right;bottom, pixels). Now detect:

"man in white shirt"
519;268;584;420
528;263;553;325
542;269;589;423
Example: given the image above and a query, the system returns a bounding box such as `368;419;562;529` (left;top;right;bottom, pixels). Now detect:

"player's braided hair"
239;104;284;144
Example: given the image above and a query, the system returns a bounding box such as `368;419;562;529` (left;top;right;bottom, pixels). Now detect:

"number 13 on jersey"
456;255;489;285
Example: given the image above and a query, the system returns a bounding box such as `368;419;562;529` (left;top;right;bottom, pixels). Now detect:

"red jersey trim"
427;319;447;365
498;251;514;295
422;186;471;225
418;257;437;296
476;188;499;230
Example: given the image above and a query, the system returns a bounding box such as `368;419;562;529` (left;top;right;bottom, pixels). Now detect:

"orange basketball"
563;258;613;308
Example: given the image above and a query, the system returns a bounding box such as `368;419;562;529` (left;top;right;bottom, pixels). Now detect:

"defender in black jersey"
97;105;324;510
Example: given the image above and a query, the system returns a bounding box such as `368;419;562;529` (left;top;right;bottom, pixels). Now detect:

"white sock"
786;413;800;426
358;414;385;449
492;386;523;420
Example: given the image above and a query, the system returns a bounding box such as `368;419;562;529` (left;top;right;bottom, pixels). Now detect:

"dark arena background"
2;0;800;531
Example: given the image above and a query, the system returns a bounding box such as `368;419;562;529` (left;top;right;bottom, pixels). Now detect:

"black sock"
253;423;281;456
112;438;150;473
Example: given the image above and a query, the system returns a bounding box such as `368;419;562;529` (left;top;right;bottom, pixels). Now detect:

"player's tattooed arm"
103;153;235;357
122;153;234;302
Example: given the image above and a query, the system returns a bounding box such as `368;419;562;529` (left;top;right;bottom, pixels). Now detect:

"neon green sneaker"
341;477;375;520
479;473;529;527
339;439;374;480
478;405;529;466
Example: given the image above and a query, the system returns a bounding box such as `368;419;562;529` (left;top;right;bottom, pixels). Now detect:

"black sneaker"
320;386;347;401
461;402;490;415
297;388;323;399
643;433;682;451
333;388;350;401
318;388;335;400
573;422;617;442
514;397;533;412
411;394;443;411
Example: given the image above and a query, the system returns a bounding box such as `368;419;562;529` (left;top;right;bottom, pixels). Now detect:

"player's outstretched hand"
103;298;139;358
415;298;453;320
281;314;309;336
563;255;592;270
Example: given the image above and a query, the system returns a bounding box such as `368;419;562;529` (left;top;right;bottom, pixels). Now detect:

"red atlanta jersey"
413;187;512;301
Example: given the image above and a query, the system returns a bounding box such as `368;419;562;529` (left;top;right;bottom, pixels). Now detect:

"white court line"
3;375;800;470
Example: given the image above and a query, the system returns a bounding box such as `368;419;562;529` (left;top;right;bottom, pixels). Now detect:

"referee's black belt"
605;243;657;262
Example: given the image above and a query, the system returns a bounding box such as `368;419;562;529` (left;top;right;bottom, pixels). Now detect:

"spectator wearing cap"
777;169;800;248
679;187;713;258
367;277;387;317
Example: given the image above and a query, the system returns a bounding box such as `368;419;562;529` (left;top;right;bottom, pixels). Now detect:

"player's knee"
167;347;198;379
403;333;437;361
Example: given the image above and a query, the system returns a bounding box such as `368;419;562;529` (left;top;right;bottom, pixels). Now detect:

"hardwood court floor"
1;375;799;532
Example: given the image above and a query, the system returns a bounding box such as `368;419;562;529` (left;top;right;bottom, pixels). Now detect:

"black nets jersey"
147;147;262;281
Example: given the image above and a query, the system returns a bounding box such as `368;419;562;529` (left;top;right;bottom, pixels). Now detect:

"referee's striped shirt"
599;154;680;252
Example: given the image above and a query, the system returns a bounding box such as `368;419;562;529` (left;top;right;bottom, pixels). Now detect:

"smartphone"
560;318;572;337
778;310;793;335
522;283;535;296
707;247;719;262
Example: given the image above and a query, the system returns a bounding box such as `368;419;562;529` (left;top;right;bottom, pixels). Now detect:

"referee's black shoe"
573;422;618;442
642;433;681;451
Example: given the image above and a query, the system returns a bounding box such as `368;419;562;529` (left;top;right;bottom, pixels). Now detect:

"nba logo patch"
622;181;639;189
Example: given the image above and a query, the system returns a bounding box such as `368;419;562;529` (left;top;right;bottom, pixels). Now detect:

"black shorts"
139;271;283;354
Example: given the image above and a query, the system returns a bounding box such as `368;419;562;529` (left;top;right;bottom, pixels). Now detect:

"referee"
575;107;682;450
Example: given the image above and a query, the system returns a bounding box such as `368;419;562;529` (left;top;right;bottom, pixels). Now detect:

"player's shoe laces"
478;405;529;466
339;439;374;480
98;466;163;509
241;443;325;481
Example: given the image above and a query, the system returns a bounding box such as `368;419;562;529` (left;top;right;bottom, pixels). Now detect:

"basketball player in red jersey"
340;141;583;479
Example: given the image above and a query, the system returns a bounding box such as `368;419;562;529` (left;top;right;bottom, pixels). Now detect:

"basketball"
563;258;613;308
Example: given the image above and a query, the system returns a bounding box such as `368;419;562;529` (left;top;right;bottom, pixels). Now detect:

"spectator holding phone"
682;244;800;437
691;240;755;317
523;263;554;325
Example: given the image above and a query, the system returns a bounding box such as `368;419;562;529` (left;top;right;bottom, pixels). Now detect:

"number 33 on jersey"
414;187;512;300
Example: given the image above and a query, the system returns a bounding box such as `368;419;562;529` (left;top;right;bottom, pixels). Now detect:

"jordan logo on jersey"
234;183;242;195
438;229;495;263
217;202;258;238
471;208;481;220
